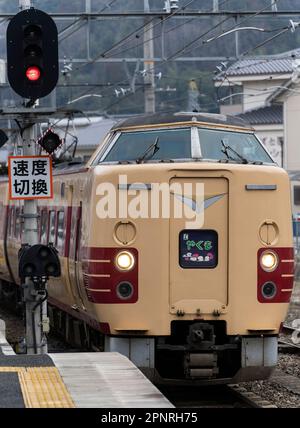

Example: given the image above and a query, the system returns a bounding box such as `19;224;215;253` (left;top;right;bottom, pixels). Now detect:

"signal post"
23;125;43;354
6;2;59;354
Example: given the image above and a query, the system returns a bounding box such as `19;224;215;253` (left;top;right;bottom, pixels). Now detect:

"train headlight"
261;282;277;299
116;282;134;299
260;251;278;272
115;251;135;271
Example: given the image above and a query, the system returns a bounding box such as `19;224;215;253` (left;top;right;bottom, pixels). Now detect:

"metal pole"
213;0;219;12
86;0;91;61
235;16;239;58
22;126;47;355
144;0;155;113
19;0;31;10
19;0;47;355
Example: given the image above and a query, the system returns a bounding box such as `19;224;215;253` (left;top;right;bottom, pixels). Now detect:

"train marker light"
260;251;278;272
116;282;134;299
261;282;277;299
115;251;135;271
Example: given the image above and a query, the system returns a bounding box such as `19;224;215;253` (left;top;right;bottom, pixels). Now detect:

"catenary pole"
144;0;155;113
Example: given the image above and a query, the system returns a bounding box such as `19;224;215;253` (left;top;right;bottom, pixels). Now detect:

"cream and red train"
0;112;294;383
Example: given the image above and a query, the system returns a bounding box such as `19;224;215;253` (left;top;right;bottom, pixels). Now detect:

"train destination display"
179;230;218;268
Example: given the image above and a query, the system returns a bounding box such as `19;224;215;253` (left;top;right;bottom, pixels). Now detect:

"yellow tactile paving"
0;367;75;408
0;367;24;372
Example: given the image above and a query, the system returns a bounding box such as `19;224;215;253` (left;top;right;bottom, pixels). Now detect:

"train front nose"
169;176;228;319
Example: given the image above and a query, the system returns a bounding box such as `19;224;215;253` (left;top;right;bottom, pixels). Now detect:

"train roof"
111;112;253;131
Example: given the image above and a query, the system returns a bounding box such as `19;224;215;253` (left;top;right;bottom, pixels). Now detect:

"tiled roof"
236;105;283;126
215;48;300;80
219;58;294;78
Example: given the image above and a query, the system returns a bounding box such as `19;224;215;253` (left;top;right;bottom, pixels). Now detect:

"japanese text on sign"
8;156;53;200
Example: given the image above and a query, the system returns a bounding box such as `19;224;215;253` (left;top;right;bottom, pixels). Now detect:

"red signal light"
26;66;41;81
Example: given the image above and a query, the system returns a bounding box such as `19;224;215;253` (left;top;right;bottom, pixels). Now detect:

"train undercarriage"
0;279;277;384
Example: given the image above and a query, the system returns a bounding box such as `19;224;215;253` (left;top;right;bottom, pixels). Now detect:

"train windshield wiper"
221;140;249;164
136;137;160;163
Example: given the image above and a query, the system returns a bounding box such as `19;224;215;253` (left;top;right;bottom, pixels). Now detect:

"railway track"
156;384;276;408
279;323;300;350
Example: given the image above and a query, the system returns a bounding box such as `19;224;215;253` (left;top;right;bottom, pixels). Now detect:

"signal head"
6;8;58;99
38;130;62;155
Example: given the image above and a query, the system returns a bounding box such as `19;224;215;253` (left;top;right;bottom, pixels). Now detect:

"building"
215;50;300;215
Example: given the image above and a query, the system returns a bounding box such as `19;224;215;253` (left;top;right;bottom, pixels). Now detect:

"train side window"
57;211;65;249
294;186;300;205
7;208;11;237
20;207;24;238
49;210;56;244
10;207;15;237
15;208;21;239
40;210;48;244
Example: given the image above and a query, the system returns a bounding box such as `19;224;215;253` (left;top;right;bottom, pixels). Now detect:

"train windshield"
102;128;191;162
100;126;273;164
199;128;273;163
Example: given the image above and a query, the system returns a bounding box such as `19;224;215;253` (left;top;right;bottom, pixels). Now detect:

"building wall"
254;125;283;167
283;89;300;171
219;104;243;115
243;79;286;112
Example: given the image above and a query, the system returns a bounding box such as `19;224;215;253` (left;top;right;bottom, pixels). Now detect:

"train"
0;112;294;384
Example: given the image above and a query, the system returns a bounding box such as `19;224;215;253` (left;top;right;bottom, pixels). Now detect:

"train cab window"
49;211;56;244
101;128;191;163
198;128;273;164
57;211;65;249
294;186;300;205
40;210;48;244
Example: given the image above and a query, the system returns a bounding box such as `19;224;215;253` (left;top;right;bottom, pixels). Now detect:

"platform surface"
50;352;172;408
0;320;172;408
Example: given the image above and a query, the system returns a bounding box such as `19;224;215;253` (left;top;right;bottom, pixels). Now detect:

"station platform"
0;320;172;408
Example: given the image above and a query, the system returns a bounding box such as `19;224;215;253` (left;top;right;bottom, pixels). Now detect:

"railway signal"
19;244;61;285
6;8;58;100
37;129;63;154
6;3;60;356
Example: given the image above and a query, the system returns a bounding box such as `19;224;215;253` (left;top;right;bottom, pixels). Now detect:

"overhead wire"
58;0;120;43
59;0;202;108
105;0;232;59
59;0;294;114
73;0;198;72
167;0;282;61
65;0;235;111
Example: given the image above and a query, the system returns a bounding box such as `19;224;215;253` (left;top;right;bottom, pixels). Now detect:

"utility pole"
143;0;155;113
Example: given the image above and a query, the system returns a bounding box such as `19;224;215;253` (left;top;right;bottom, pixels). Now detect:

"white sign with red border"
8;155;53;200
